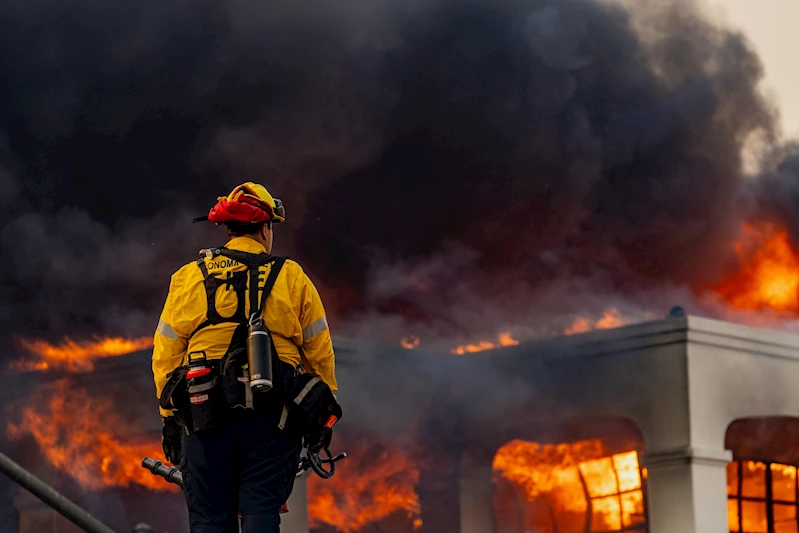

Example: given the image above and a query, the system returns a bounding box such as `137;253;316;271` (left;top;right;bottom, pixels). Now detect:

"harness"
160;247;290;428
190;248;287;341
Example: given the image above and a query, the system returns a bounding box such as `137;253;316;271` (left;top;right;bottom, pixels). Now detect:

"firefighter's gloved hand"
161;417;182;465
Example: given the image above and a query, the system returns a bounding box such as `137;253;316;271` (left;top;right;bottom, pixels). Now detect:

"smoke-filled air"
3;1;799;532
1;0;798;350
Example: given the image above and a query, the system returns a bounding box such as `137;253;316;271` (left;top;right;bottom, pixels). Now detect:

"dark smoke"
0;0;788;350
748;143;799;236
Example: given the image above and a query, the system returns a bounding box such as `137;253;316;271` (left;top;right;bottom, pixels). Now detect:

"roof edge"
467;314;799;361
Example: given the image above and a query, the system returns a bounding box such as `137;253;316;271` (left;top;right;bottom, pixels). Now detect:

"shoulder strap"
197;248;268;317
193;247;287;323
258;256;288;316
196;258;209;279
200;247;267;268
248;255;272;320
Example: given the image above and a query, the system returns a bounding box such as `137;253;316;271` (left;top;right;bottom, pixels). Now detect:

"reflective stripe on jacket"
152;236;337;417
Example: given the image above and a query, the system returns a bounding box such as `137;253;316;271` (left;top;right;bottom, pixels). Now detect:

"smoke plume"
0;0;791;350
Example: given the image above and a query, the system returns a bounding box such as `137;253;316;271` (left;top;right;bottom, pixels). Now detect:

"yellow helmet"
195;182;286;224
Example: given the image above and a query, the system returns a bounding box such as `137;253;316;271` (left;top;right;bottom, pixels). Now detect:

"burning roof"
4;316;799;533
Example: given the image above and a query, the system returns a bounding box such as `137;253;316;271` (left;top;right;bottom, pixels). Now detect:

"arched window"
727;460;799;533
726;417;799;533
493;439;647;533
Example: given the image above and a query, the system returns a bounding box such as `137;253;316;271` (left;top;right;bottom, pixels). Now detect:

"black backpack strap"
196;258;209;279
215;248;263;267
212;249;274;320
189;248;286;336
258;256;288;315
247;257;259;322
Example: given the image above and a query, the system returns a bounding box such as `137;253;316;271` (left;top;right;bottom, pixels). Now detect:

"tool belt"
160;352;298;434
161;351;342;439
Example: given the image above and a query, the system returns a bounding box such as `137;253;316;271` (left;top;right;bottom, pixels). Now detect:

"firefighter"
151;182;338;533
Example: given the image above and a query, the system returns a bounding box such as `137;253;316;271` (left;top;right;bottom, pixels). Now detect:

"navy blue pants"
180;408;302;533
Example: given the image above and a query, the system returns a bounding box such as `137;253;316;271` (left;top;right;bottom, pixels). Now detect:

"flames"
493;439;645;532
11;220;799;531
727;460;799;533
564;308;627;336
398;331;523;354
12;335;154;372
4;335;171;493
451;332;520;355
404;308;636;355
401;335;421;350
393;218;799;357
405;221;799;353
443;308;631;355
715;223;799;314
307;436;422;532
7;380;173;492
7;378;425;530
307;436;648;533
492;448;799;533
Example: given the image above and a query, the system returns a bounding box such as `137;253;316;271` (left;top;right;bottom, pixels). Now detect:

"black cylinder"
247;321;273;392
141;458;183;490
0;450;118;533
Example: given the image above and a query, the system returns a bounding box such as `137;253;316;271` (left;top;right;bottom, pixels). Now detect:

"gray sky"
708;0;799;138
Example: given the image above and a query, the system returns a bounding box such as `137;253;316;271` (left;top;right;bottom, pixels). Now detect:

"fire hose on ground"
0;449;118;533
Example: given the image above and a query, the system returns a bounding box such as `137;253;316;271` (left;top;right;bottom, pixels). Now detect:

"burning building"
4;313;799;533
4;0;799;531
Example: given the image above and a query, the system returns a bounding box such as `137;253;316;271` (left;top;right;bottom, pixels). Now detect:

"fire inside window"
576;453;647;533
728;460;799;533
493;440;647;533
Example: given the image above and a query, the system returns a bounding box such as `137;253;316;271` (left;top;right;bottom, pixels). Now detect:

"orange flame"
715;223;799;313
7;380;173;492
493;439;645;532
308;437;421;532
564;308;627;336
12;336;154;372
401;335;421;350
451;331;520;355
727;460;799;533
